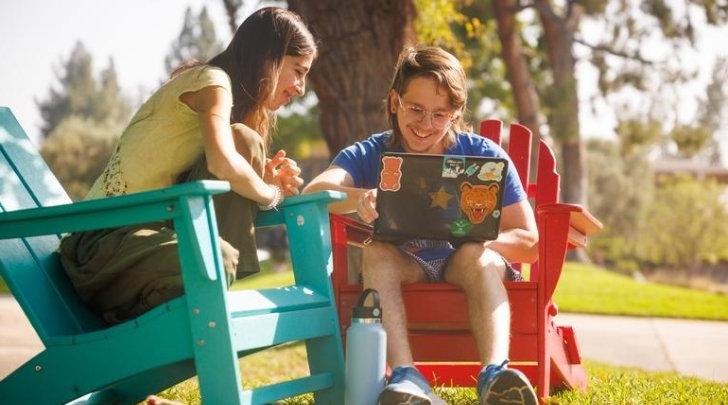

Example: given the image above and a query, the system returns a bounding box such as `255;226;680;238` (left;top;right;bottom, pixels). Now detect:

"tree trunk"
288;0;416;156
535;0;587;206
221;0;241;34
492;0;544;182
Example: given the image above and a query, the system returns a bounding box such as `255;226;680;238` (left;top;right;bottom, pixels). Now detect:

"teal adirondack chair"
0;107;346;404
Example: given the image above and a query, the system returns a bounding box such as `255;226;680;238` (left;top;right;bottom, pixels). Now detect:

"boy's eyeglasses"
397;96;454;129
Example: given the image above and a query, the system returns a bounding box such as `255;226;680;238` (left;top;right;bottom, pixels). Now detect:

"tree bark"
221;0;241;34
288;0;416;156
535;0;587;206
492;0;544;182
492;0;542;141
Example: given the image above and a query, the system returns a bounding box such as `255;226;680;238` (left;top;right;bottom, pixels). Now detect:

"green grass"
152;344;728;405
554;262;728;320
230;264;294;290
4;261;728;321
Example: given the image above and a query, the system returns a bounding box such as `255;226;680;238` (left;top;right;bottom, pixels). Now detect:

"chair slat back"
0;107;105;342
506;123;532;195
476;120;560;282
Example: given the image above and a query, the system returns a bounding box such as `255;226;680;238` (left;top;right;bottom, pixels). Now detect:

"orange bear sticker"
459;182;499;224
379;156;403;191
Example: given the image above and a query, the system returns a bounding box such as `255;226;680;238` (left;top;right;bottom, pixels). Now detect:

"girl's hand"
265;150;303;196
357;188;378;224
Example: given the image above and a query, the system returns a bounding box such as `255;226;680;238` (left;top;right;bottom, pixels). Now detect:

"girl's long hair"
207;7;316;140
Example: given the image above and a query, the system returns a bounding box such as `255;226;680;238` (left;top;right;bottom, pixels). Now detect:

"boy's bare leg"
361;241;426;367
444;243;510;365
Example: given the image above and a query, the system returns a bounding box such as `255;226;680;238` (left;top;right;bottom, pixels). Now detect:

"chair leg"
306;334;346;403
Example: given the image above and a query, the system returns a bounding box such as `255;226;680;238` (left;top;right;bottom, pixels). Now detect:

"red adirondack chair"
329;120;603;400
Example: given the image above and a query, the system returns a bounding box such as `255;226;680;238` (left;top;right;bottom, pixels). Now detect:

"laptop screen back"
373;152;508;243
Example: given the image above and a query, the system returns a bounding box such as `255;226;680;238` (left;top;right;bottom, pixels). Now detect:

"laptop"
373;152;508;243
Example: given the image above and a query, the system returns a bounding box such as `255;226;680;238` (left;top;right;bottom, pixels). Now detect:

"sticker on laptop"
379;156;403;191
442;156;466;178
477;161;505;182
428;186;453;209
465;163;480;177
459;182;500;224
450;217;473;238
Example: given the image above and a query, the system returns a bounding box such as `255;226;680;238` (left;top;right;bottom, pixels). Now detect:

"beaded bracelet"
259;185;283;211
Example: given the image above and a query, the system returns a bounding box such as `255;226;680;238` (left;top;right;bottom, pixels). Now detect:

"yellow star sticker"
429;186;452;209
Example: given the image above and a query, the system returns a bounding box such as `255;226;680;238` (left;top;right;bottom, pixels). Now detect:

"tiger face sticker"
459;182;500;224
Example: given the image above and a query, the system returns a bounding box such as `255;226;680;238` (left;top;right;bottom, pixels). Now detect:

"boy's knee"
447;244;504;285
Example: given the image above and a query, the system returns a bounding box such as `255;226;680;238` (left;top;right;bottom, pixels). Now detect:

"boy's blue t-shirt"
332;131;527;207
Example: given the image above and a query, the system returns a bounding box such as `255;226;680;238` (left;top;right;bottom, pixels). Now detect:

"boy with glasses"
305;46;539;405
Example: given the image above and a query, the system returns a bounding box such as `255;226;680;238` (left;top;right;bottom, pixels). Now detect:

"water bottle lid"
352;288;382;320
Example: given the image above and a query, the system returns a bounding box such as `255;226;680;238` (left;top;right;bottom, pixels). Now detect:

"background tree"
41;117;120;200
696;57;728;164
164;6;224;74
636;176;728;274
533;0;589;205
36;41;128;137
221;0;245;34
287;0;417;153
491;0;543;142
37;42;132;200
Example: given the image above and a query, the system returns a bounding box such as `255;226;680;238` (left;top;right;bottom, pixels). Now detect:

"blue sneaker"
377;366;445;405
478;360;537;405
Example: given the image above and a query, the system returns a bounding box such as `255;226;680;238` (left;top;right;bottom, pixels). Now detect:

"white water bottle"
345;288;387;405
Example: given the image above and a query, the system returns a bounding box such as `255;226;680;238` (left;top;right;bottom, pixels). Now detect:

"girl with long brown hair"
59;7;317;324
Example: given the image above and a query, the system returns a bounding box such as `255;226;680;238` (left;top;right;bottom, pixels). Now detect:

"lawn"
3;262;728;403
3;261;728;321
553;262;728;320
154;343;728;405
229;261;728;321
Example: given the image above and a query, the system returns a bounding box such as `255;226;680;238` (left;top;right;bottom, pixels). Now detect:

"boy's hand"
265;150;303;196
357;188;378;224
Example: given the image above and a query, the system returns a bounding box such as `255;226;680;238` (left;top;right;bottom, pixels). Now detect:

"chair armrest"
537;203;603;248
255;191;347;228
329;213;373;246
0;180;230;239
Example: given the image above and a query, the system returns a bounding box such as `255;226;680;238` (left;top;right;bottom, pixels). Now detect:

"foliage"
669;124;712;158
40;115;122;200
614;118;663;156
164;6;224;75
153;345;728;404
554;262;728;320
271;94;328;158
413;0;515;121
635;175;728;270
697;56;728;163
586;138;654;268
549;360;728;405
413;0;474;68
36;42;132;200
36;41;130;138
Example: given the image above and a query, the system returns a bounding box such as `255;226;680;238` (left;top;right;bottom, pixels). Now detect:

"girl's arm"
181;85;279;206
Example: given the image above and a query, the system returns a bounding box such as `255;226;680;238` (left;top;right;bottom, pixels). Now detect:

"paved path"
1;296;727;385
0;295;42;379
557;313;728;383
